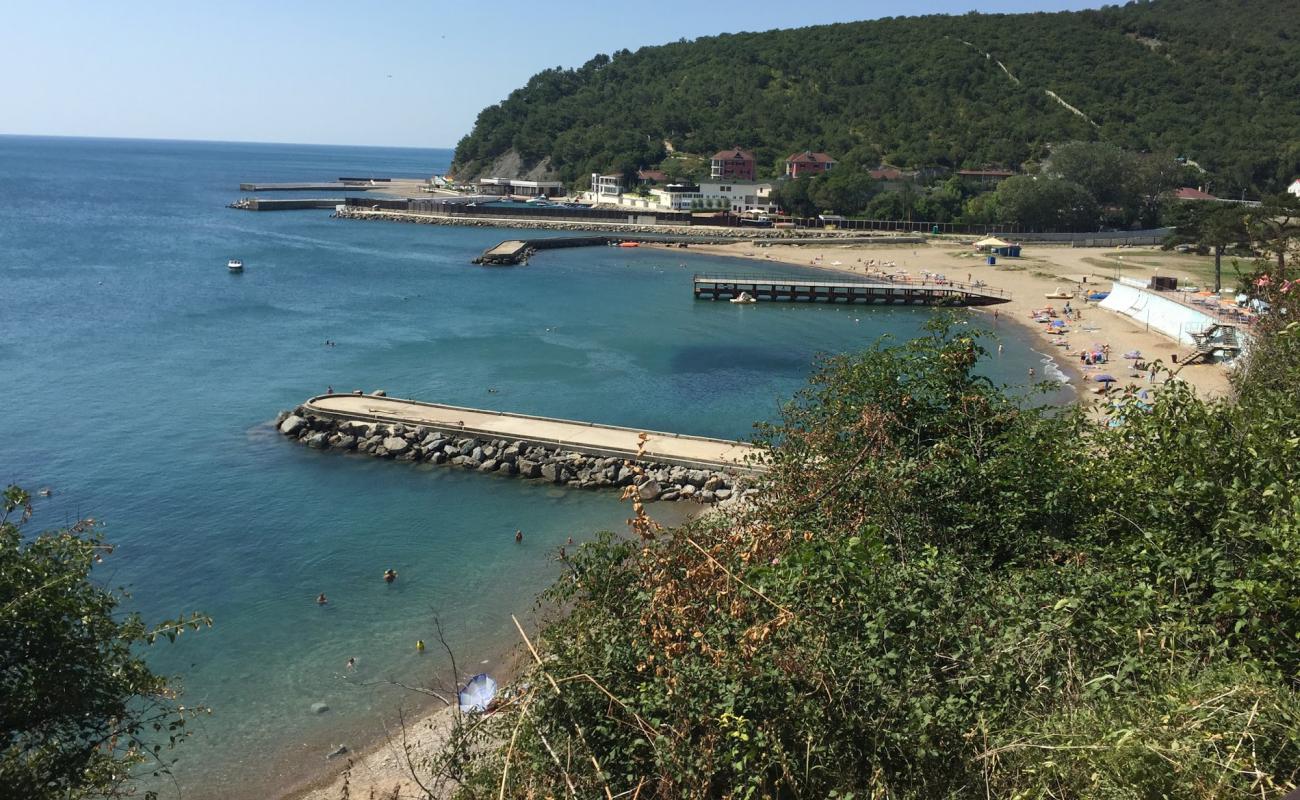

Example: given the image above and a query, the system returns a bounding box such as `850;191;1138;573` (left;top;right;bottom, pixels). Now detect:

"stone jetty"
274;403;761;508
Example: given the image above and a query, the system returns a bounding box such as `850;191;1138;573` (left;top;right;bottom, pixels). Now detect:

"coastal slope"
451;0;1300;194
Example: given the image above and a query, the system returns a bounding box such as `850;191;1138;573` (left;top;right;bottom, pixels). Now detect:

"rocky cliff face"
450;148;558;183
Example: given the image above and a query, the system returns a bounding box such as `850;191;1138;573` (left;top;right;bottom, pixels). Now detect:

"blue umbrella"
458;673;498;713
1094;374;1117;383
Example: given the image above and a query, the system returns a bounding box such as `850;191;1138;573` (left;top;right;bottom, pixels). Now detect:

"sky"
2;1;1105;149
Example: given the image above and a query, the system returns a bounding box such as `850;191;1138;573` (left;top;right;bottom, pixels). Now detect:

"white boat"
730;291;757;304
228;259;244;272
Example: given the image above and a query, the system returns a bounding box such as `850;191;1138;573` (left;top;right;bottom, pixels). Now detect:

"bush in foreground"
443;318;1300;799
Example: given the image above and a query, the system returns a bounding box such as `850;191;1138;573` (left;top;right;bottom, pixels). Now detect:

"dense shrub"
443;314;1300;798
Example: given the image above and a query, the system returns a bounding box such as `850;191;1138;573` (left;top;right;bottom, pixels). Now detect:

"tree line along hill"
450;0;1300;199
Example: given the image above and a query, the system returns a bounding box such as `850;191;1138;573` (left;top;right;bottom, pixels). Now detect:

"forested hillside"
451;0;1300;195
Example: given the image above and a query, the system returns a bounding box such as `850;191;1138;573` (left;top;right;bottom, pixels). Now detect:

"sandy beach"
660;238;1235;401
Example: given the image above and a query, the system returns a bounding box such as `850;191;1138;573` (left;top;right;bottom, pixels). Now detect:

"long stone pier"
277;394;763;504
299;394;759;473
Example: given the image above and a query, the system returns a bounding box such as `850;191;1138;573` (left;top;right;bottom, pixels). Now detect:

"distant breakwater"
334;207;926;242
275;406;760;507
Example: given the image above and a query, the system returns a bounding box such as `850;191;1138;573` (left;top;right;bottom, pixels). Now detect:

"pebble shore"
275;409;759;507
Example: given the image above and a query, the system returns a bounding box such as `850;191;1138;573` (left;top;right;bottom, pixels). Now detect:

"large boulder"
381;436;409;455
638;480;663;501
541;463;562;483
279;415;307;436
517;459;541;479
305;432;330;449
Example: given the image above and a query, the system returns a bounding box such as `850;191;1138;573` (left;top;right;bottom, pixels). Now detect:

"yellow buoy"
416;640;425;652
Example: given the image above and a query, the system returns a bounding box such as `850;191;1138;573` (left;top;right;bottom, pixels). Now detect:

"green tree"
1046;141;1136;206
1169;202;1251;291
994;175;1099;231
1;487;209;799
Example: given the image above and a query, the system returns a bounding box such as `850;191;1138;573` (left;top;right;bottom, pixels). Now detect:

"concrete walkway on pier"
303;395;761;472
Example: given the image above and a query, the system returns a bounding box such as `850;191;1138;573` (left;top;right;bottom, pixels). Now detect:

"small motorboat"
618;241;640;248
227;259;244;273
1045;288;1073;299
730;292;757;304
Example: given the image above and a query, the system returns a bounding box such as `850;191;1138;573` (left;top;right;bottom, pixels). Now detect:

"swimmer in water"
416;640;425;652
317;593;328;605
383;569;397;583
346;657;355;670
515;530;523;543
1028;367;1036;379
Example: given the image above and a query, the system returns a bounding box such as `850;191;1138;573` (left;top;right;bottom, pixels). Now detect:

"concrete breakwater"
274;407;760;507
334;206;927;242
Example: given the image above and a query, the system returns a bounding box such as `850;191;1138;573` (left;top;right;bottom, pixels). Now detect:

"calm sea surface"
0;136;1061;798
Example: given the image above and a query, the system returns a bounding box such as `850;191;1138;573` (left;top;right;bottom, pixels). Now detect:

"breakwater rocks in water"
274;409;758;507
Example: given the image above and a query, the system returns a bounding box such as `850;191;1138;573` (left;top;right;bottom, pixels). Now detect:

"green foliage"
452;0;1300;197
0;488;209;799
993;174;1100;231
446;311;1300;798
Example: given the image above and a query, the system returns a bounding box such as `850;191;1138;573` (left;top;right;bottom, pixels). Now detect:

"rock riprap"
273;409;759;508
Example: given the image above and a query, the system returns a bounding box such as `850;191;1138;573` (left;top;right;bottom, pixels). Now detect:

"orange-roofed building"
784;151;837;178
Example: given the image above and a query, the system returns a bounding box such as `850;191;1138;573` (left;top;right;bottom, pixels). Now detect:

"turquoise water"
0;136;1057;798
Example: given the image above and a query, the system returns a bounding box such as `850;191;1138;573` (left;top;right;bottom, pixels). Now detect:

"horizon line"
0;131;455;151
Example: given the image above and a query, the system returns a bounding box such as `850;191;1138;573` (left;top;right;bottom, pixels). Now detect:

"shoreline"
652;239;1233;401
270;235;1231;800
277;502;704;800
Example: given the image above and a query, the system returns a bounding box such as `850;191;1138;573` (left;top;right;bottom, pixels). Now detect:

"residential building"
955;168;1016;185
710;149;757;181
637;168;669;185
1174;187;1218;201
1288;178;1300;198
784;151;837;178
590;173;624;200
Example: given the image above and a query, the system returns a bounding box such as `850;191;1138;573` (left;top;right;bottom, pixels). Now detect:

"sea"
0;135;1067;798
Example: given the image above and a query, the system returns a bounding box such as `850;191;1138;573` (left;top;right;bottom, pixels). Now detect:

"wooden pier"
301;394;760;473
693;273;1011;306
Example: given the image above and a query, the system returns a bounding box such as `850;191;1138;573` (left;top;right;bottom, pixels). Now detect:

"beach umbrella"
458;673;498;714
1094;374;1117;383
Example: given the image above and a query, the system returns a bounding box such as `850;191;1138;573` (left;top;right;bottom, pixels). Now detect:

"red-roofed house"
710;149;756;181
637;168;669;185
1174;187;1218;201
785;151;837;178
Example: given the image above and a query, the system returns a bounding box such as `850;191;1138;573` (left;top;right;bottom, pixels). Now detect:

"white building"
599;181;779;214
1288;178;1300;198
590;173;624;201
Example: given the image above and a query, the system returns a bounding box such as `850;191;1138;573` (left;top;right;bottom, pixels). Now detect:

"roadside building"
710;149;757;181
784;151;838;178
1287;178;1300;198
